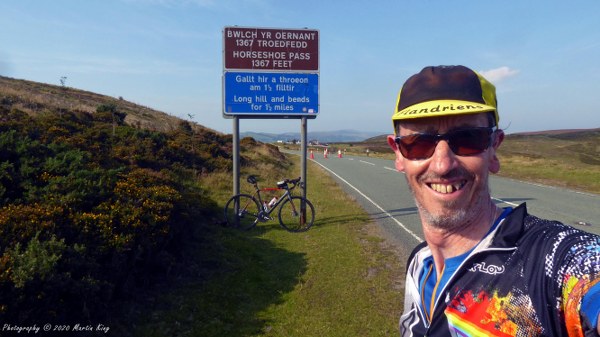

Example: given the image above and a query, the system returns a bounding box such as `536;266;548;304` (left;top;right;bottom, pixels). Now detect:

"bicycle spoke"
278;196;315;232
224;194;261;230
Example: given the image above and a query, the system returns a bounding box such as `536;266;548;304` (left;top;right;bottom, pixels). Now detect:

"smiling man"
387;65;600;337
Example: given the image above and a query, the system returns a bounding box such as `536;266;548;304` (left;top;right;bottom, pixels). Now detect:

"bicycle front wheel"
278;196;315;232
224;194;261;230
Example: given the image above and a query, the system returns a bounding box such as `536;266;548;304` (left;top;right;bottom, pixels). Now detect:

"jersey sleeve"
581;282;600;329
556;230;600;336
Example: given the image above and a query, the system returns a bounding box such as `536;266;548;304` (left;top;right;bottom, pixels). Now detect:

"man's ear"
489;129;504;174
387;135;405;172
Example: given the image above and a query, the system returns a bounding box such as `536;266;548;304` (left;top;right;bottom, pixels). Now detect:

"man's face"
387;114;503;231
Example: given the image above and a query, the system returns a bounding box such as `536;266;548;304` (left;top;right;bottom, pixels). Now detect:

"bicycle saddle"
247;175;257;184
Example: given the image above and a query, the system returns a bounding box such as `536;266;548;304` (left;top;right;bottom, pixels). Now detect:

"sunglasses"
394;127;496;160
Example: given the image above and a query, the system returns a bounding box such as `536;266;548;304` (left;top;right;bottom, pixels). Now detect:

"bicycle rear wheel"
278;196;315;232
224;194;261;230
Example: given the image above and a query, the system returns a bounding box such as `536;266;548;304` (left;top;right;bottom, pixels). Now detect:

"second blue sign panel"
224;72;319;117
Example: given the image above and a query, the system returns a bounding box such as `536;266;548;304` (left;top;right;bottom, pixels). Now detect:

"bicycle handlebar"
287;177;302;185
247;175;302;190
277;177;301;189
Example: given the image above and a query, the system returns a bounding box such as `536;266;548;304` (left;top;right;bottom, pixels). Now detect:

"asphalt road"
303;152;600;249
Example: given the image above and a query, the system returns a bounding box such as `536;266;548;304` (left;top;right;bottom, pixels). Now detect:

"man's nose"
429;140;456;175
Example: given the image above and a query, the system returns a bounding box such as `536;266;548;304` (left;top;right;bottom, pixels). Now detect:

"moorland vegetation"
0;104;237;324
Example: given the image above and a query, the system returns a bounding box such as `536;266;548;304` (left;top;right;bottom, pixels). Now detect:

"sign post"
223;26;319;202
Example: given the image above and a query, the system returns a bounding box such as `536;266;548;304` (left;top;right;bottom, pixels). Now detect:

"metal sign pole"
300;117;308;220
232;116;240;196
301;117;307;200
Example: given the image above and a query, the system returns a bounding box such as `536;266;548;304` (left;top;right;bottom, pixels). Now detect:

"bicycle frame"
254;186;294;217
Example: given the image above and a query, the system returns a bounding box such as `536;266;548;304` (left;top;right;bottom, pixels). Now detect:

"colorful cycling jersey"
400;203;600;337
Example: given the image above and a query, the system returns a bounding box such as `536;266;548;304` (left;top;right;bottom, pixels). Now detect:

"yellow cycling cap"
392;65;498;132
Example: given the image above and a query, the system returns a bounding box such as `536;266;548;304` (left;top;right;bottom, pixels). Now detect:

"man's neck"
423;203;501;276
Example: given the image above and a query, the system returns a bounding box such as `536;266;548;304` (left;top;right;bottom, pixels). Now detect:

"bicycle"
224;175;315;232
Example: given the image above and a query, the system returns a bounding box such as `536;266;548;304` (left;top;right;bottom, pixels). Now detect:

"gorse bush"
5;232;66;289
0;106;232;323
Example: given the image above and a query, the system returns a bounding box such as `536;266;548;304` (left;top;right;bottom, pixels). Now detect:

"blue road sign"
223;72;318;117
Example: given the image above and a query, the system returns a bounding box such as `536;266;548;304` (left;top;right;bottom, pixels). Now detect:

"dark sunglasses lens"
449;129;492;156
398;134;438;160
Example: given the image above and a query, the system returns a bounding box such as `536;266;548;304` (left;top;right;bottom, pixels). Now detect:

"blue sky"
1;0;599;135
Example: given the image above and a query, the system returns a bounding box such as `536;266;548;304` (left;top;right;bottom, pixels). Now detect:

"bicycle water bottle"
268;197;277;208
263;201;269;212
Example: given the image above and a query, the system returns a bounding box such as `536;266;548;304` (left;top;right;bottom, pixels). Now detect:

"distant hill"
0;75;217;134
357;128;600;144
242;129;384;143
511;128;600;136
331;128;600;160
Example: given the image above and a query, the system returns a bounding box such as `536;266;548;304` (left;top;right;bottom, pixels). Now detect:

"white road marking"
310;159;423;243
492;197;519;207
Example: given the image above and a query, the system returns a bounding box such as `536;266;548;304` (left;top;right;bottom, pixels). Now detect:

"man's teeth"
430;182;464;194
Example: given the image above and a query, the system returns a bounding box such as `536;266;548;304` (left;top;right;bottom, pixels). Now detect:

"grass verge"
496;155;600;194
131;155;406;337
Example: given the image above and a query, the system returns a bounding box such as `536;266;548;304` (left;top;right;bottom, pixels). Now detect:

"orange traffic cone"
310;150;314;159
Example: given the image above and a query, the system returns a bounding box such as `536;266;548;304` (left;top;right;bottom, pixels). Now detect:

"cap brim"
392;99;496;122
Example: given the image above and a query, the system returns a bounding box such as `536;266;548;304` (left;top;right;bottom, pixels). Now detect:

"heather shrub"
0;107;228;323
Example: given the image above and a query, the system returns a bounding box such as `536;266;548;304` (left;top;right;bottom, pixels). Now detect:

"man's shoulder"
406;241;428;272
522;214;568;234
496;203;598;246
522;213;598;240
517;213;600;265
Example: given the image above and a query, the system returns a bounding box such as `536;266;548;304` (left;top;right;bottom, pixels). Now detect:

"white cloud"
479;66;519;83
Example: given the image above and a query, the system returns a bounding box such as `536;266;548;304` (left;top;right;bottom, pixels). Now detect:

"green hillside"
0;77;287;326
0;75;216;134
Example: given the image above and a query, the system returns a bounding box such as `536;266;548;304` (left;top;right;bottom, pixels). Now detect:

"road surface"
304;152;600;249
